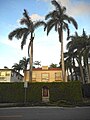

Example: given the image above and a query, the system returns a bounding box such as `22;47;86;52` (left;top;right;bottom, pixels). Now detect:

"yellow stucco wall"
24;67;63;82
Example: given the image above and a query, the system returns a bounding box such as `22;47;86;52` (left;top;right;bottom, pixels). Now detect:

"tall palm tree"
80;29;90;83
67;32;85;83
44;0;78;81
8;9;45;82
67;29;90;83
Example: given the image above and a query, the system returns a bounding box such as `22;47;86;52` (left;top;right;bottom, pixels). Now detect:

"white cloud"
30;14;44;21
40;0;90;17
17;14;44;24
69;2;90;16
55;0;90;16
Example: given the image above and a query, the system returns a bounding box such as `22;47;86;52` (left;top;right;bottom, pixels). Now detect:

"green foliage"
27;83;42;103
0;81;83;103
0;83;24;103
49;81;83;103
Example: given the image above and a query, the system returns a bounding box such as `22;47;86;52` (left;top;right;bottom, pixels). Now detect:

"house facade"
24;66;64;82
0;69;23;82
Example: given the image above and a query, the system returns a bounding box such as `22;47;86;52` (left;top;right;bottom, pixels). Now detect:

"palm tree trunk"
69;67;73;81
29;41;33;82
24;70;26;81
80;63;85;83
77;57;85;83
29;33;33;82
60;28;65;82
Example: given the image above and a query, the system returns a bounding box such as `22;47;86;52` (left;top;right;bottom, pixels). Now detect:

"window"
6;72;10;76
42;73;49;82
0;72;5;76
0;77;6;81
32;73;36;81
55;72;62;81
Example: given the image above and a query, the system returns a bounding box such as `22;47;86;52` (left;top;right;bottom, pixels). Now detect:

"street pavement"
0;106;90;120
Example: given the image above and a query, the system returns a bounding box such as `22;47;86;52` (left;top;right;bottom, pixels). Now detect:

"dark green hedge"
49;81;83;103
0;83;24;103
82;83;90;98
0;81;83;103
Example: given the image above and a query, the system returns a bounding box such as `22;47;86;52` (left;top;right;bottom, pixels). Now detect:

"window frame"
41;73;49;82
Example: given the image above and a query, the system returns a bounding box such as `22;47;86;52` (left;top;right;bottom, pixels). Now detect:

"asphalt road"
0;106;90;120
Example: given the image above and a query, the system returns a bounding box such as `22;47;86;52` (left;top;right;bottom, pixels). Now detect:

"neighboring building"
24;66;63;82
0;69;23;82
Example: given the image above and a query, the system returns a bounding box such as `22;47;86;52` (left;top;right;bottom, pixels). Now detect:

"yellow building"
24;66;63;82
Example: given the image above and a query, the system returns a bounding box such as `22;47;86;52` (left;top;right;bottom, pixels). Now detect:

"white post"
24;81;28;103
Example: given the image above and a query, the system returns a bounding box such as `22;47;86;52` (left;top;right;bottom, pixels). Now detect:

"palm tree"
67;29;90;83
64;52;74;81
34;61;41;68
80;29;90;83
19;57;30;81
67;32;85;83
19;57;29;71
12;63;22;73
8;9;45;82
44;0;78;81
49;63;58;68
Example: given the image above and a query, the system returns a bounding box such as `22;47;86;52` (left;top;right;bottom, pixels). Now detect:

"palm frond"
75;31;78;37
66;40;73;50
22;9;33;29
19;57;30;70
82;28;87;39
23;9;30;23
45;10;57;20
51;0;62;14
20;18;30;27
46;19;56;35
63;22;70;40
62;6;66;14
64;52;68;58
34;21;46;30
63;14;71;23
21;31;29;49
20;18;33;32
8;28;28;40
69;17;78;29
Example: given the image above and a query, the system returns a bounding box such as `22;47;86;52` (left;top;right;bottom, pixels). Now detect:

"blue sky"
0;0;90;68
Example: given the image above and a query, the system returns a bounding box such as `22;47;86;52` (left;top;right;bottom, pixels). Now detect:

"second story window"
42;73;49;82
32;73;36;81
55;72;62;81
